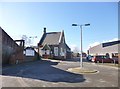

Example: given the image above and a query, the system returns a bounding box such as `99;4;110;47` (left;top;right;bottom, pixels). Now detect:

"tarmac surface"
1;58;119;87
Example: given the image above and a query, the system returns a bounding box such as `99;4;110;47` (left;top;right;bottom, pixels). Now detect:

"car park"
86;55;93;61
112;57;118;64
92;55;113;63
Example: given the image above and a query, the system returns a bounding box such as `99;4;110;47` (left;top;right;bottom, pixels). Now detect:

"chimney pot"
44;27;46;33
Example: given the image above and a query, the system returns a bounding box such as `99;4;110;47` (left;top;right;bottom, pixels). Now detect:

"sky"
0;2;118;52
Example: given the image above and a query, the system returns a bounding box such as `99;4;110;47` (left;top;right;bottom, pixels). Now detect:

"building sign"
26;49;35;56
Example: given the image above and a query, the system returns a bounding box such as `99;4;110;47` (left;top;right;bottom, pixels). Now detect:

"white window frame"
54;47;58;56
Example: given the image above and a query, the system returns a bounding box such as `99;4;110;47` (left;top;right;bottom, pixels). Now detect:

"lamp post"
72;23;90;68
29;36;37;47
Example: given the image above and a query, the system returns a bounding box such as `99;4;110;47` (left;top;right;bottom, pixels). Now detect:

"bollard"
97;61;99;64
97;61;99;68
114;60;116;65
102;59;103;64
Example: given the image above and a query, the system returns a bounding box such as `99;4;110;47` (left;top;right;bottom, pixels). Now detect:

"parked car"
112;57;118;64
86;55;93;61
92;55;113;63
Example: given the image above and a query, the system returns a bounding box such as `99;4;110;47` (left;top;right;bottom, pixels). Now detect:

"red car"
92;55;113;63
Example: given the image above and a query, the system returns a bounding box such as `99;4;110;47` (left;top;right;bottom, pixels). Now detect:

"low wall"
2;45;15;65
24;53;40;62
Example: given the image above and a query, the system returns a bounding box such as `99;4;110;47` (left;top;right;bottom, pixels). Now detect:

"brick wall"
1;27;24;65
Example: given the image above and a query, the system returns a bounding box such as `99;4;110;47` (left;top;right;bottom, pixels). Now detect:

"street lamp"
72;23;90;68
29;36;37;47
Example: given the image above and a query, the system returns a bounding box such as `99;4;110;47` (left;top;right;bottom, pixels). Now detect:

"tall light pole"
29;36;37;47
72;23;90;68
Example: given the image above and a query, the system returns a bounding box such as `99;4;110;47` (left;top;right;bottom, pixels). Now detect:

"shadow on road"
2;60;86;83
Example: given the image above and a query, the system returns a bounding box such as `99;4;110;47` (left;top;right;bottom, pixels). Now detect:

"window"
61;48;63;53
54;47;58;56
46;50;50;55
60;48;63;56
64;49;66;54
26;49;35;56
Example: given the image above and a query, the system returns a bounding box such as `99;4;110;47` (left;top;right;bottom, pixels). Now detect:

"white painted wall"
26;49;35;56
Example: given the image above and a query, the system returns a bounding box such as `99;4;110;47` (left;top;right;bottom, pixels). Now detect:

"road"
1;58;119;87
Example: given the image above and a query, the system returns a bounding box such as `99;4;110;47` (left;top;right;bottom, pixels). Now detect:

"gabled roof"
25;47;34;50
65;43;71;50
41;44;51;50
38;32;61;46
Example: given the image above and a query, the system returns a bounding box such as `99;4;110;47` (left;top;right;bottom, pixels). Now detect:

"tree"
21;35;31;46
72;46;80;53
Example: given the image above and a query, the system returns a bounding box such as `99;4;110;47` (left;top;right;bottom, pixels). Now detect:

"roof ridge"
47;32;61;34
38;31;61;45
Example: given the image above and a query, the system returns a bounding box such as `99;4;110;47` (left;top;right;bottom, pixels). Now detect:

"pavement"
1;58;119;87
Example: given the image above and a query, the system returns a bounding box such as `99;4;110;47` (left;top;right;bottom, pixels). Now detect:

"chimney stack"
44;27;46;34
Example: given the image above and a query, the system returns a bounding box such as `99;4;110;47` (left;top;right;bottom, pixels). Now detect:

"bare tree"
73;46;80;53
21;35;31;46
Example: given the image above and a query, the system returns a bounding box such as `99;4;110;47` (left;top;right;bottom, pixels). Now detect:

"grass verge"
67;67;98;74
